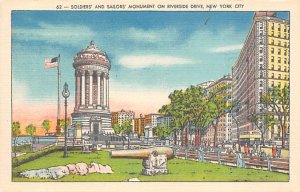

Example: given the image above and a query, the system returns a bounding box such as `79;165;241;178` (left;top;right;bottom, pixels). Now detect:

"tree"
112;123;122;135
153;124;171;140
12;121;21;157
261;86;289;148
41;120;51;135
208;84;231;147
159;90;188;146
183;86;214;147
122;120;133;149
60;118;71;131
248;113;278;146
25;124;37;152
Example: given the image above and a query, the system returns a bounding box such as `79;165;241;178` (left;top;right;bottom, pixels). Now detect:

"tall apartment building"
144;113;164;128
111;109;135;126
232;12;289;141
203;74;233;144
134;114;145;136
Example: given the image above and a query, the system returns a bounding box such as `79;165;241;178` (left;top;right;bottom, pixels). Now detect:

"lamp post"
62;82;70;158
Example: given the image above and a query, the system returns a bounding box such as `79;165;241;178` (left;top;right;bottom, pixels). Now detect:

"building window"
278;48;281;55
284;33;287;39
284;58;287;64
271;81;274;87
260;64;263;70
284;49;287;56
278;41;281;46
278;74;281;79
284;42;287;47
278;82;281;87
284;25;287;32
284;66;287;72
278;65;281;71
271;39;274;45
271;56;274;62
271;31;274;36
259;81;263;87
271;64;274;70
278;32;281;38
271;73;274;78
271;47;274;54
259;57;263;62
284;75;287;80
260;47;263;53
271;23;274;30
260;72;263;78
278;57;281;63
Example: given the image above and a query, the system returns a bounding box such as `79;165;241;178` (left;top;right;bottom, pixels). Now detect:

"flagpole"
56;54;61;135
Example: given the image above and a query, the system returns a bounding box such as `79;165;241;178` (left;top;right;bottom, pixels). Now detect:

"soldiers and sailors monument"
71;41;114;141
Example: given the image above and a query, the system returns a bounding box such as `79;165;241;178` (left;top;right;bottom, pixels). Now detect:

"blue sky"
12;11;289;117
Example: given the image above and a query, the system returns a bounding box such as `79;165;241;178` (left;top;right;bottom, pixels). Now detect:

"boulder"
75;163;89;175
19;170;38;178
127;178;140;182
66;164;77;174
89;162;101;173
36;169;51;179
99;164;113;174
48;166;70;179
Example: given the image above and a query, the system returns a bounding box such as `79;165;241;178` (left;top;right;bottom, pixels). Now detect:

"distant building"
204;74;232;144
157;115;173;127
134;114;145;136
197;80;215;89
232;12;290;142
144;113;163;127
111;109;135;126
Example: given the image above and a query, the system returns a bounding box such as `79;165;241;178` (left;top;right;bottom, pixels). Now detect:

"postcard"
0;0;299;191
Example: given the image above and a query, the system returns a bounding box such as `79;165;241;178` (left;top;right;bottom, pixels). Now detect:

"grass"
12;150;289;182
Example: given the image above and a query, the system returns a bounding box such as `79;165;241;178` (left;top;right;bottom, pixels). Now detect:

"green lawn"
12;150;288;182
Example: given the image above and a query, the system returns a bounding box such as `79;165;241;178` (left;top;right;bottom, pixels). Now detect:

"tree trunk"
181;129;183;146
174;130;177;145
282;125;285;149
213;124;217;147
185;127;189;147
127;134;130;149
261;132;265;147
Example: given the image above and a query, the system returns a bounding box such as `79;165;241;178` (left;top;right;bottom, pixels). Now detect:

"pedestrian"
272;144;276;158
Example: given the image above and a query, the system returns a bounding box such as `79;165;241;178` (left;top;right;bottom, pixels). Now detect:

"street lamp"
62;82;70;158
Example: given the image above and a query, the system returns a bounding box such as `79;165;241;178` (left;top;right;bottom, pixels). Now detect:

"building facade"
144;114;164;127
71;41;114;139
203;75;232;144
232;12;289;142
111;109;135;126
134;115;145;136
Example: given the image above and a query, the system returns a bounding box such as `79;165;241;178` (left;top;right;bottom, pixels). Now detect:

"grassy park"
12;150;288;182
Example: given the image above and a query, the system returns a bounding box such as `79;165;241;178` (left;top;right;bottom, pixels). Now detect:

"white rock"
127;178;140;182
99;164;113;174
36;169;51;179
88;162;101;173
48;166;70;179
66;164;77;174
75;163;88;175
19;170;38;178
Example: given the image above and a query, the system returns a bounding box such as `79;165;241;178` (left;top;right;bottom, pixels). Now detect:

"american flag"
44;56;59;69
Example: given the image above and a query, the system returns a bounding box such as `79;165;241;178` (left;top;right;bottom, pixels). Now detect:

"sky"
12;11;288;135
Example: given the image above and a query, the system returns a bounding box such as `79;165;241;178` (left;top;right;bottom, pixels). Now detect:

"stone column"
88;70;93;106
75;70;81;109
103;74;107;108
106;75;109;108
100;73;104;107
81;70;85;106
97;71;101;106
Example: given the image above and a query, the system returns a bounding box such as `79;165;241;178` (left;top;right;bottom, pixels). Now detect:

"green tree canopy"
153;125;171;140
12;121;21;137
25;124;36;136
41;120;51;134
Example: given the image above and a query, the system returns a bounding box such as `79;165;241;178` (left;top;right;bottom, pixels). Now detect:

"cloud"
122;27;179;43
13;22;96;46
118;54;193;68
210;44;243;53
